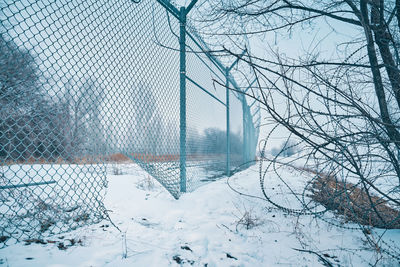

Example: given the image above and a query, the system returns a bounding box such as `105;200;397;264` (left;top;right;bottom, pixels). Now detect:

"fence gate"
0;0;260;245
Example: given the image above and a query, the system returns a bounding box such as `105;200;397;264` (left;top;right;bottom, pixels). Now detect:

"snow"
1;163;399;266
1;164;106;238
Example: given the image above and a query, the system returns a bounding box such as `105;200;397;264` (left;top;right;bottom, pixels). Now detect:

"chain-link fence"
0;0;260;246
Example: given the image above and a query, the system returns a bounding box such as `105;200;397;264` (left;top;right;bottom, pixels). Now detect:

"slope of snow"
0;163;399;266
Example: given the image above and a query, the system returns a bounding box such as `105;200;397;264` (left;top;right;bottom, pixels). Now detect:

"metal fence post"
226;70;231;176
179;7;187;192
242;98;247;167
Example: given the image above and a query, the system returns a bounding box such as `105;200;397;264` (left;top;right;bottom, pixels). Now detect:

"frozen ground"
0;163;399;266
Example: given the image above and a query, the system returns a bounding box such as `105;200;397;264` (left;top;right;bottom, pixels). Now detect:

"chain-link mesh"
0;0;260;246
185;32;227;190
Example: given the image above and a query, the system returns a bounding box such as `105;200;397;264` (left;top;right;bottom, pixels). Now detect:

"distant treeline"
0;34;106;162
0;35;243;163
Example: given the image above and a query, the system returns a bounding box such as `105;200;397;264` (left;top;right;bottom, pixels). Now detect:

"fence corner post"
179;6;187;192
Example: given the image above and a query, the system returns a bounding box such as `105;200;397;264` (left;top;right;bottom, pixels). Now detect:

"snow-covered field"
1;163;399;266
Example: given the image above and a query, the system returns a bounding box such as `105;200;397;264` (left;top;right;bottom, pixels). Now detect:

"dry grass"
105;153;132;163
309;174;400;229
233;204;263;232
136;175;155;191
3;153;230;165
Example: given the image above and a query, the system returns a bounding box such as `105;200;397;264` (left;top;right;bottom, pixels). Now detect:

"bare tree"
200;0;400;260
116;84;167;156
58;78;105;161
0;34;64;162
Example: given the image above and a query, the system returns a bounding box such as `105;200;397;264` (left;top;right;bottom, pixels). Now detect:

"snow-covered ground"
1;163;399;266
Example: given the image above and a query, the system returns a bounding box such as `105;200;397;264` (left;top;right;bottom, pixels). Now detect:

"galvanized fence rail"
0;0;260;246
